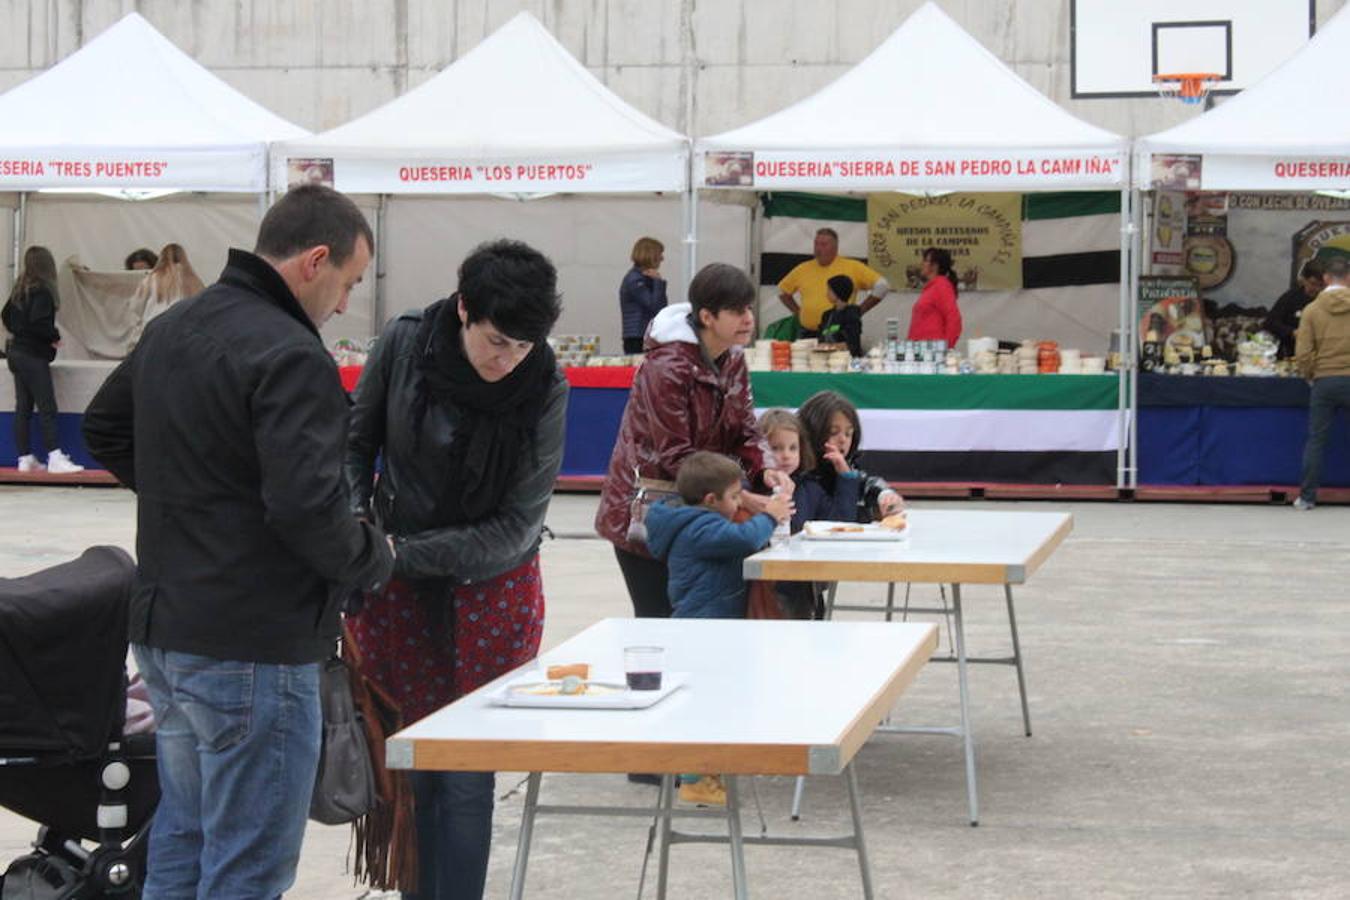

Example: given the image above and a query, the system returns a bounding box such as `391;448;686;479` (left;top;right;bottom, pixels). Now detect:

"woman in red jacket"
907;246;962;347
595;263;790;622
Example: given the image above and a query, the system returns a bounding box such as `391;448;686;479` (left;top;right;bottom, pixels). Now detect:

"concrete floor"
1;486;1348;898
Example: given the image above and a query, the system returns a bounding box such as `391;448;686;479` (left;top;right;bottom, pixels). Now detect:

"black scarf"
411;296;556;524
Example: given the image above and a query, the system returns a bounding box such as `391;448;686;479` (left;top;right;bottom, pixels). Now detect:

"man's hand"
778;292;800;315
764;491;794;524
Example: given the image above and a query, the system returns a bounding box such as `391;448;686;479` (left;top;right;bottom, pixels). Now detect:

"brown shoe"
678;775;727;807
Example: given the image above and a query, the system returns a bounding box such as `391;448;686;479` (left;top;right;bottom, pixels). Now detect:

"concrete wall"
3;0;1346;140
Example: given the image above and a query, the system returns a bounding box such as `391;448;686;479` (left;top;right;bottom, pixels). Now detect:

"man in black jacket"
83;185;394;899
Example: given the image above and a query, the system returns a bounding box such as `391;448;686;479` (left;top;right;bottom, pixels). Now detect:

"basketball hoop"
1154;73;1223;106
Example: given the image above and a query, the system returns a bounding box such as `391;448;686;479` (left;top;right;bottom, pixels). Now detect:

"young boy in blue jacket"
644;451;793;805
645;451;793;619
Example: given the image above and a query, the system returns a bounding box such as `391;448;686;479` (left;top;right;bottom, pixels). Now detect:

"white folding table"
743;509;1073;825
386;617;937;899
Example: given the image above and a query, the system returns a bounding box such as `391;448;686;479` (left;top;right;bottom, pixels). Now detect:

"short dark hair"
1300;261;1324;281
815;228;839;243
254;184;373;267
124;248;158;270
1322;256;1349;281
797;390;863;461
676;451;744;505
688;262;755;329
458;239;562;343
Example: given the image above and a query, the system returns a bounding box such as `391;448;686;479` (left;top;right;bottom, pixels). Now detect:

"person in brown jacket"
1293;256;1350;509
596;264;791;630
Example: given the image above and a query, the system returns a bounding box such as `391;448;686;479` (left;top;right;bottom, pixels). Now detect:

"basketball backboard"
1071;0;1315;98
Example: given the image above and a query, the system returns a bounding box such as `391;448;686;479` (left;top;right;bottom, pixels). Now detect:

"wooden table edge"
388;737;823;776
832;623;939;771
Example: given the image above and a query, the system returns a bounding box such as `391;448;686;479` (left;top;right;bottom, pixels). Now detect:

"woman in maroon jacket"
595;263;789;623
907;246;963;347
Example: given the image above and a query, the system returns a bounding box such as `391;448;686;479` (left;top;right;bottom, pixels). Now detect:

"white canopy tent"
271;12;686;196
695;1;1133;487
0;13;306;195
1134;6;1350;192
271;11;705;343
697;2;1127;193
0;12;317;337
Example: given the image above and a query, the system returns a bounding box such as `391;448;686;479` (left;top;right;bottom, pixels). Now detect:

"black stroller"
0;547;157;899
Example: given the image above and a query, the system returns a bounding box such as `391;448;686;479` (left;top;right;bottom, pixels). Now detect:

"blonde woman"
2;246;83;473
134;243;206;330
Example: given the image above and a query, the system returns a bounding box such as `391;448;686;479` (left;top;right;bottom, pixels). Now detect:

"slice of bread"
546;663;591;680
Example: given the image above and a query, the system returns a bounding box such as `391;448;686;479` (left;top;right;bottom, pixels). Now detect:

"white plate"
802;520;908;541
490;672;689;709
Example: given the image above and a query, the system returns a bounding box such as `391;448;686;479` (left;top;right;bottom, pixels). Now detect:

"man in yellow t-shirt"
777;228;891;333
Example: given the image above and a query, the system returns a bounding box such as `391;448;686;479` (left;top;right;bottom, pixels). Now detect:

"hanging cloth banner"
867;192;1022;292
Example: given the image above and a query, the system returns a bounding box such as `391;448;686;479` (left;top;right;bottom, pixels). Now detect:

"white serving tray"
490;672;689;710
802;520;908;542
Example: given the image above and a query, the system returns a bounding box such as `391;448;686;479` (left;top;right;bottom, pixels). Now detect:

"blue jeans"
404;771;495;900
132;645;321;900
1300;376;1350;503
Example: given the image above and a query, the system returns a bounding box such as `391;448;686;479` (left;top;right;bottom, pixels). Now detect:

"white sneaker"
1292;497;1315;511
46;449;85;474
16;454;44;473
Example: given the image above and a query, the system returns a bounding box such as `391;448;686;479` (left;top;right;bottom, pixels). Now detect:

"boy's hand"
824;447;850;474
765;492;794;523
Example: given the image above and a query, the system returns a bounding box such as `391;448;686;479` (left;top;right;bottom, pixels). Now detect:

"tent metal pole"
8;192;24;292
1128;185;1144;490
374;193;388;335
1117;185;1131;491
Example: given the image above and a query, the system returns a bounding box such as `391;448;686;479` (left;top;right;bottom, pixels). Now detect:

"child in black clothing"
817;274;864;357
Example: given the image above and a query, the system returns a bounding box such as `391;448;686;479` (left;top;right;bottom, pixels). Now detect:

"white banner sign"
0;148;266;191
699;148;1127;191
291;152;687;194
1199;154;1350;191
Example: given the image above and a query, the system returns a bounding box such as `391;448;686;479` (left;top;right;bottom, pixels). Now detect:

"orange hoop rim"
1153;72;1224;103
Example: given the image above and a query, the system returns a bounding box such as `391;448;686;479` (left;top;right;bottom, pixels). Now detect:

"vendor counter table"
562;368;1123;485
1137;373;1350;487
387;617;938;900
745;509;1073;826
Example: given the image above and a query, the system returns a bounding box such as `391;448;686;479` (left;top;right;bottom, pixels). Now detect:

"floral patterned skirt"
348;555;545;725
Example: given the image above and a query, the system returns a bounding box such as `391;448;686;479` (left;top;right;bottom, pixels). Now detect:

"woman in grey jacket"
345;240;567;900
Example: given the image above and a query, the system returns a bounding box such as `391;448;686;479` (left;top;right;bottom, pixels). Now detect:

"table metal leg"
655;774;676;900
844;762;875;900
884;582;896;622
790;775;806;821
824;582;838;619
508;772;543;900
1005;583;1033;737
724;776;749;900
951;584;979;826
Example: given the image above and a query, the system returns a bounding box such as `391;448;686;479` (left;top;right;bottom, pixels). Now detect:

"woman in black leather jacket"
345;240;567;900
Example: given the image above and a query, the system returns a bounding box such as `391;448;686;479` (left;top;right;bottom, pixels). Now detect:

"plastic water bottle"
772;485;790;545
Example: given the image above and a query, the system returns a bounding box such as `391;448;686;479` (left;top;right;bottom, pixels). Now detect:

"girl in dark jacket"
345;240;567;900
795;390;904;528
618;236;667;353
2;246;83;473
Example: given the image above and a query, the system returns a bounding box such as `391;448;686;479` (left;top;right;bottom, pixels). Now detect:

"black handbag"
309;654;378;825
